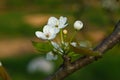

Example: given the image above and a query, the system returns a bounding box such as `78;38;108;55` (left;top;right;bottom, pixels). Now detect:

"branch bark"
45;20;120;80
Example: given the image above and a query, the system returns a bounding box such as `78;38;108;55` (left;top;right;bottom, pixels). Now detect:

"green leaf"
79;40;92;48
32;41;53;53
70;45;100;56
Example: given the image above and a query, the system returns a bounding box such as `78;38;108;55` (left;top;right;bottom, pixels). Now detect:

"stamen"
46;33;50;38
55;21;59;27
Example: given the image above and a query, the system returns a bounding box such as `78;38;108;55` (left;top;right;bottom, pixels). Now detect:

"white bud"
74;20;83;30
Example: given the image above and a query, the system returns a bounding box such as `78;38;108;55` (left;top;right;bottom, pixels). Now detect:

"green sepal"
70;45;100;56
32;41;53;53
67;52;81;62
68;52;80;57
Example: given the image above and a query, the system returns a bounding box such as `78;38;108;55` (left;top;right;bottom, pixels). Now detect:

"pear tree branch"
45;20;120;80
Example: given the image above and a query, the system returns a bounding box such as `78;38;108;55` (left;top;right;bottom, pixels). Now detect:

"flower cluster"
35;16;68;40
35;16;83;60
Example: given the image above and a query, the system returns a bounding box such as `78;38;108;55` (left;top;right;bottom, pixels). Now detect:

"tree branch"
45;20;120;80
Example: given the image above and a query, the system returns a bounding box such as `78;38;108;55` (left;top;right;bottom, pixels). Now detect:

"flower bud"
74;20;83;30
63;29;68;34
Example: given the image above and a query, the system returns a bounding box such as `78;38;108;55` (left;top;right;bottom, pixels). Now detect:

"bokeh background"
0;0;120;80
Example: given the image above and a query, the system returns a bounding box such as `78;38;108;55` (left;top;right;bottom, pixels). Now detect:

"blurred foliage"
0;12;39;37
1;53;63;80
0;0;120;80
6;0;62;6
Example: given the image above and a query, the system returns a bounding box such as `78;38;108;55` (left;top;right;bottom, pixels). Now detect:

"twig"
0;66;11;80
45;20;120;80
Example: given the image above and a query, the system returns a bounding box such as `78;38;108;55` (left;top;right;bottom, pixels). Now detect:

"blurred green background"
0;0;120;80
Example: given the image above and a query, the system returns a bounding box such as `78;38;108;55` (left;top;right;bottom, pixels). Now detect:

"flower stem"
60;29;64;44
69;30;77;43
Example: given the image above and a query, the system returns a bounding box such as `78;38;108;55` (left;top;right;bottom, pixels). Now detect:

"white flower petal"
59;16;68;28
43;25;51;33
51;41;59;49
48;17;58;26
44;25;58;34
42;25;57;40
48;16;68;29
51;41;63;53
48;34;56;40
35;31;47;40
52;27;60;34
46;51;58;60
59;16;67;25
43;25;55;34
50;27;59;34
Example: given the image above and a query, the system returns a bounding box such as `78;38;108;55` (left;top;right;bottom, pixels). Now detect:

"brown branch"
45;20;120;80
0;66;11;80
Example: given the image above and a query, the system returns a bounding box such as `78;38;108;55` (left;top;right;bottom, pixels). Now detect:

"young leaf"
70;45;100;56
79;40;92;48
68;52;80;57
32;41;53;53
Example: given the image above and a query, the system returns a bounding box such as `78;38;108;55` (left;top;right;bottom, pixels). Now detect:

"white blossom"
46;51;58;60
35;25;57;40
47;16;68;33
74;20;83;30
59;16;68;28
